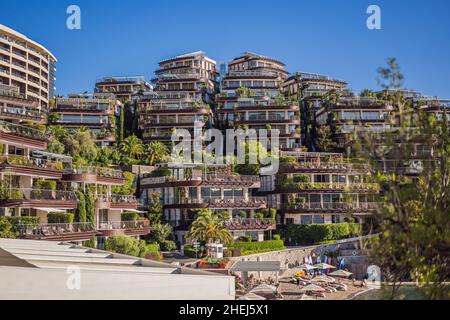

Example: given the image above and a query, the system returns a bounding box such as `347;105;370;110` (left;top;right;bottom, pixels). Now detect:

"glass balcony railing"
18;222;96;238
0;155;65;170
63;166;124;179
97;220;150;231
285;202;380;211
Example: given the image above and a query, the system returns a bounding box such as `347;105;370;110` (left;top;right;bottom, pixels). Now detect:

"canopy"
35;208;66;213
314;263;337;270
237;293;266;300
329;270;353;278
298;263;317;270
299;284;326;292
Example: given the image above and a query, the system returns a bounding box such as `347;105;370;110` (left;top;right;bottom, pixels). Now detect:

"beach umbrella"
299;284;326;293
314;263;336;270
298;263;317;271
329;270;353;278
238;293;266;300
250;284;278;299
316;256;322;264
311;275;336;283
339;258;345;270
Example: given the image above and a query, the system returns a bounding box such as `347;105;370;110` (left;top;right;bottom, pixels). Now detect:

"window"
301;215;312;224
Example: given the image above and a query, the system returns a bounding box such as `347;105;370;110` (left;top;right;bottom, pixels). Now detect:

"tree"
85;187;95;224
186;209;233;256
119;135;144;159
145;141;169;165
355;59;450;300
119;105;125;143
75;190;86;223
377;57;404;90
151;223;173;244
315;126;337;152
146;192;163;224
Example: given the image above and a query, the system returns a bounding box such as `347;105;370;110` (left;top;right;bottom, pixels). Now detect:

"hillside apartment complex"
1;24;447;247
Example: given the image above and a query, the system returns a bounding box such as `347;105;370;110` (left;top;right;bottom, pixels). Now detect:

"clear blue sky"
1;0;449;97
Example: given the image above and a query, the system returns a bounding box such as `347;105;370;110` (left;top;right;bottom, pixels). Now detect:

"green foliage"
160;240;176;252
84;187;95;224
33;180;57;190
146;192;163;224
121;212;140;221
119;135;144;159
183;245;205;259
47;213;74;224
0;217;41;238
273;234;281;241
279;223;361;245
112;172;136;195
75;190;86;223
119;106;125;143
82;236;96;248
231;240;285;255
105;235;162;260
145;141;169;165
150;223;173;244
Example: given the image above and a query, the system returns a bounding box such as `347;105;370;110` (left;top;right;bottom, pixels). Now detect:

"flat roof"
0;239;235;300
230;261;281;272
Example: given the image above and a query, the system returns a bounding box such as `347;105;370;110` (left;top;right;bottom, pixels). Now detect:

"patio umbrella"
299;284;326;292
238;293;266;300
329;270;353;278
298;263;317;271
314;263;337;270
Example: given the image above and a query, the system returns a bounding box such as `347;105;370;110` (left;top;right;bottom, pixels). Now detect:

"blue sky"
1;0;449;97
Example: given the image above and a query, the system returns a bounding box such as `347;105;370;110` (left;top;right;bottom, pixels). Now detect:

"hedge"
184;245;205;258
279;223;360;245
121;212;139;221
0;216;41;239
105;235;162;261
47;213;74;224
232;239;285;255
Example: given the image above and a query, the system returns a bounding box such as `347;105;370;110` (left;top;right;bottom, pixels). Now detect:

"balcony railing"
18;222;96;238
98;220;150;231
63;166;124;179
224;218;275;231
2;188;78;202
0;155;65;170
0;120;47;141
177;196;266;208
285;202;380;211
0;107;44;121
96;194;137;204
277;181;380;191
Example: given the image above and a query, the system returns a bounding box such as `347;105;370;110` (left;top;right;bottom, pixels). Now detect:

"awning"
123;209;146;214
34;208;67;213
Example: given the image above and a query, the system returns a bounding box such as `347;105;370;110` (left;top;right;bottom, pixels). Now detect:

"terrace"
224;218;276;231
0;154;65;178
62;166;125;184
97;220;151;237
18;222;97;241
284;202;379;213
0;188;78;209
95;194;138;210
166;196;267;210
0;120;48;148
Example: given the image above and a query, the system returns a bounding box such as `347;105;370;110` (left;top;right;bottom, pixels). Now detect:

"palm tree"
186;209;233;256
119;135;144;159
146;141;169;165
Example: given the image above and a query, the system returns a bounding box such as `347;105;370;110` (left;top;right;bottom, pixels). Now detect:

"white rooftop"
0;238;234;300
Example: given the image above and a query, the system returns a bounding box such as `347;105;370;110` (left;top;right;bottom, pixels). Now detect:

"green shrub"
160;240;176;251
33;180;57;190
184;244;205;258
105;235;161;260
82;236;96;248
0;216;41;238
279;223;361;245
121;212;139;221
273;234;281;240
293;174;310;183
232;239;285;255
47;213;74;224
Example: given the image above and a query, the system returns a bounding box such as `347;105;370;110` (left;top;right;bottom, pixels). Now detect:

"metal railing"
18;222;95;237
224;218;275;230
3;188;77;201
0;107;44;121
0;120;47;141
98;220;150;230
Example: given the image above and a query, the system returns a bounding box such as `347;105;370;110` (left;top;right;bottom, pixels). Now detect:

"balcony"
0;106;45;123
62;166;125;185
275;181;380;193
141;173;261;188
224;218;276;231
165;196;267;210
18;222;97;241
95;194;138;210
97;220;151;237
0;188;78;209
284;202;380;213
0;120;48;148
0;155;64;178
